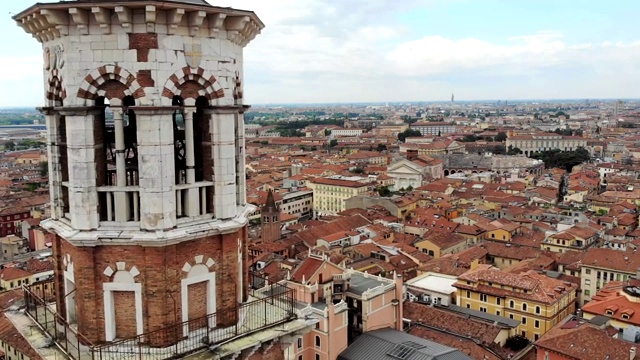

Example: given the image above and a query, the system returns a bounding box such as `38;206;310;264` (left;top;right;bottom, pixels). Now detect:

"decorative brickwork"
128;33;159;62
45;70;66;106
162;67;224;104
76;65;145;104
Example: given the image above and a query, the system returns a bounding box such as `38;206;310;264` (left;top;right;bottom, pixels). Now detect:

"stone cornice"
41;204;256;247
14;1;264;46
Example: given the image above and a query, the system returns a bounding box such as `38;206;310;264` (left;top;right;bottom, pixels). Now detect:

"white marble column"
135;108;177;231
58;108;101;230
183;108;200;217
112;109;131;222
235;111;247;206
208;108;238;220
40;108;63;220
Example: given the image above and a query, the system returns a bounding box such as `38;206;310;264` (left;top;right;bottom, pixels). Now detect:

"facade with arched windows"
14;0;265;347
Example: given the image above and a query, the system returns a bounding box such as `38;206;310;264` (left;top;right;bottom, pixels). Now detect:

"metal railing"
24;279;296;360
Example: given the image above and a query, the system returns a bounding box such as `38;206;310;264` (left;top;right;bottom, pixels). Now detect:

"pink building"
277;253;404;360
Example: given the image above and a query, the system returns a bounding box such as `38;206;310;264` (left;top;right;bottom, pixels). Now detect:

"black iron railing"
24;280;296;360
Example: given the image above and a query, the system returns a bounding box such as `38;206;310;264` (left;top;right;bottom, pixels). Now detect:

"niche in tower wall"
113;291;137;339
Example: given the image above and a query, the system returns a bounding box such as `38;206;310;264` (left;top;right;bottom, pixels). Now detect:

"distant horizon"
1;97;639;110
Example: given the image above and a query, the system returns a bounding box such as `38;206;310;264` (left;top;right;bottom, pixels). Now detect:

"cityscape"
1;1;640;360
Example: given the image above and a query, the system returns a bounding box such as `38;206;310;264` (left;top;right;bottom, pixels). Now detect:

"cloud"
4;0;640;106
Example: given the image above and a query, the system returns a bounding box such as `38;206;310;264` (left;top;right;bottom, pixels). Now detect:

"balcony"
23;280;296;360
97;187;141;223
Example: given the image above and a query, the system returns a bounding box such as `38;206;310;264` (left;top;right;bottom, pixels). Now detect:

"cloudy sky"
2;0;640;107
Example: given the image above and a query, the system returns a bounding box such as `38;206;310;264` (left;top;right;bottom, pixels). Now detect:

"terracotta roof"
290;256;324;284
582;248;640;273
582;282;640;326
535;317;637;360
403;302;501;345
0;267;32;281
456;269;578;305
0;314;43;360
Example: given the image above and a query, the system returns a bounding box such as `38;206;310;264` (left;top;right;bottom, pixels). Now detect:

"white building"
409;122;456;136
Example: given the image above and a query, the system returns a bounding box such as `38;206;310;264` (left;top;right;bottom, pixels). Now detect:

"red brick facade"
52;226;249;344
246;342;285;360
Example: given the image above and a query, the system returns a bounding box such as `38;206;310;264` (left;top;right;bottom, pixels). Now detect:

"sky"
2;0;640;107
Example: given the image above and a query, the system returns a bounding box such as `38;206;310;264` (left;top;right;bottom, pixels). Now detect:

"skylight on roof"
387;343;415;360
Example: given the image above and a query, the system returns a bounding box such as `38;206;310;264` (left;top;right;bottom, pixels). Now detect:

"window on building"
496;298;501;305
535;306;541;314
585;269;591;275
522;303;527;312
496;311;501;316
466;291;470;298
480;307;487;313
316;355;320;360
584;290;591;296
535;320;540;328
509;300;514;308
315;336;320;348
298;338;302;348
480;294;487;302
522;317;527;325
466;304;471;309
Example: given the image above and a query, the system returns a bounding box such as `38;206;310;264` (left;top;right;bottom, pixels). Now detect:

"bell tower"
14;0;263;344
261;189;281;243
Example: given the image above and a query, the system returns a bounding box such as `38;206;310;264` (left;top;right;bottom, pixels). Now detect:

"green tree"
377;186;392;197
398;129;422;142
507;146;522;155
351;167;364;174
329;139;338;148
376;144;387;152
495;132;507;142
39;161;48;177
4;141;15;151
492;145;506;155
462;134;478;142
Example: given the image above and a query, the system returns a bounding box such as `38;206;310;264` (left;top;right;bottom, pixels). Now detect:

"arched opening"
174;95;213;218
97;94;140;222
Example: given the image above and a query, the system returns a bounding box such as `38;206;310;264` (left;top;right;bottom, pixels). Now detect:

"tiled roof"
581;248;640;273
0;314;42;360
535;316;638;360
403;302;501;345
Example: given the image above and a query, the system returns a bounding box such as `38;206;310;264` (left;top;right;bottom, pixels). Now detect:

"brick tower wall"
53;227;246;344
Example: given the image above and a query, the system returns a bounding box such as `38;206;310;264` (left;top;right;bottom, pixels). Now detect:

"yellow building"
414;231;467;258
0;267;33;290
485;222;520;242
454;267;578;341
542;225;600;253
308;177;369;216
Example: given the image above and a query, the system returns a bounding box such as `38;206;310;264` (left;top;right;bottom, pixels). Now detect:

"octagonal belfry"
14;0;263;343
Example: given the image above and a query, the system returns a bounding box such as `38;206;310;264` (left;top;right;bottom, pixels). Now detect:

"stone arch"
46;70;66;106
103;261;141;281
181;254;215;275
162;67;224;106
77;65;145;106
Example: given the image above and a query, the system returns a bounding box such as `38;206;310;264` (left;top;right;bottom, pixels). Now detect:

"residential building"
542;224;600;253
0;267;32;290
405;272;458;306
454;267;578;341
414;231;467;258
580;248;640;305
581;281;640;338
283;254;404;358
308;177;369;217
